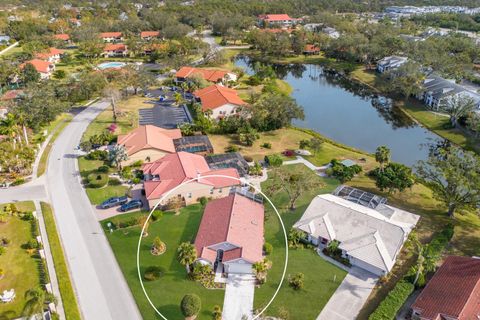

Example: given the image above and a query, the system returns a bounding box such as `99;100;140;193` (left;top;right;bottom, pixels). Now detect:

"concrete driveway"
317;267;378;320
222;273;256;320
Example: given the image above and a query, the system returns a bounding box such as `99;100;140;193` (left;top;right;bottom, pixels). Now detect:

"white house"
20;59;55;80
293;186;419;276
102;44;128;57
99;32;123;43
377;56;408;73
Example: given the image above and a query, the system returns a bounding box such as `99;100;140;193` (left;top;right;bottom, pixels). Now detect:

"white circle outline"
135;174;289;320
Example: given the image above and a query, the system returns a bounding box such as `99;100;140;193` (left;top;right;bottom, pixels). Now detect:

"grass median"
41;202;81;320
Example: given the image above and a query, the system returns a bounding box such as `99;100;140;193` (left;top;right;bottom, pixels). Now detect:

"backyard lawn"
257;164;347;319
0;201;40;319
101;205;226;320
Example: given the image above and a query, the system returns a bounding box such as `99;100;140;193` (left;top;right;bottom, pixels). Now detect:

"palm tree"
0;113;19;149
375;145;391;172
253;258;272;284
103;86;122;123
108;145;128;171
177;242;197;273
440;94;476;127
23;288;45;317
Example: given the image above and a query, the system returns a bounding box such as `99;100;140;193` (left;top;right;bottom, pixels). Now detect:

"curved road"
1;101;142;320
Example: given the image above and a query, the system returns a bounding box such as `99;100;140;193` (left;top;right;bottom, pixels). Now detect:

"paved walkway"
317;267;378;320
222;273;256;320
283;156;329;176
35;201;65;320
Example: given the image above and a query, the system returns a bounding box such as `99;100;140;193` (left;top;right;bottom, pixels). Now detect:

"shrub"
143;266;164;281
288;272;305;290
97;165;110;173
243;155;253;163
85;150;108;161
87;173;109;188
151;210;164;221
261;142;272;149
369;162;415;194
369;281;414;320
11;178;25;186
225;145;239;153
263;242;273;255
326;159;362;183
180;294;202;318
79;141;93;152
249;161;263;176
264;154;283;167
21;212;35;221
132;177;141;184
24;239;39;250
108;178;122;186
198;197;208;206
212;305;222;320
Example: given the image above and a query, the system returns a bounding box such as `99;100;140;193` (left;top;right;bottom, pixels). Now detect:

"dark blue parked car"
100;196;128;209
120;199;143;212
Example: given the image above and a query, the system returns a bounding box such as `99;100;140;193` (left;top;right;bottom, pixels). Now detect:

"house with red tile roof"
303;44;320;55
140;31;161;40
411;256;480;320
117;125;182;165
20;59;55;80
258;14;302;27
1;89;23;102
53;33;71;43
142;152;240;209
175;66;237;84
195;192;264;275
193;84;247;120
35;48;65;63
102;43;128;57
99;32;123;42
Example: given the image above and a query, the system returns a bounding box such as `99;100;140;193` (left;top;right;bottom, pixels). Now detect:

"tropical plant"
439;94;476;127
212;305;222;320
180;294;201;319
253;258;272;284
23;288;45;317
151;236;166;255
288;228;306;248
177;242;197;273
108;145;128;171
375;146;391;172
288;272;305;290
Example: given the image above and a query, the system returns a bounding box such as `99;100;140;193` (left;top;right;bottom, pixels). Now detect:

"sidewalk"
35;201;65;320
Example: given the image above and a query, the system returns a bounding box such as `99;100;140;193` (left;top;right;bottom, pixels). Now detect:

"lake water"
235;57;441;166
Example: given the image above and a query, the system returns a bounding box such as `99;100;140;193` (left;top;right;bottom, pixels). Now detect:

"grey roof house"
377;56;408;73
293;187;419;276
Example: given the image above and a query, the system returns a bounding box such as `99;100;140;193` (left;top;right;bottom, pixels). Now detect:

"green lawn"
78;157;129;205
0;201;41;319
41;202;81;320
101;205;226;320
257;164;347;319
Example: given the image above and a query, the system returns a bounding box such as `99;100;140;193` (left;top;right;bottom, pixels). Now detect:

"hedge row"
369;281;414;320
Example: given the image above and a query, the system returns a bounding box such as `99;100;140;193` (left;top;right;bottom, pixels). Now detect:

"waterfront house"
142;152;240;209
303;44;320;55
99;32;123;43
195;191;264;275
293;186;419;276
102;43;128;57
193;84;247;120
377;56;408;73
411;256;480;320
175;66;237;84
20;59;55;80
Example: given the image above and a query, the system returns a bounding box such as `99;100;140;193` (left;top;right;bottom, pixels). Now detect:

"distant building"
99;32;123;43
303;23;323;32
303;44;320;55
102;43;128;57
377;56;408;73
294;186;419;276
193;84;247;120
35;48;65;63
175;66;237;84
20;59;55;80
53;34;71;43
195;191;264;275
140;31;161;41
322;27;340;39
258;14;302;27
411;256;480;320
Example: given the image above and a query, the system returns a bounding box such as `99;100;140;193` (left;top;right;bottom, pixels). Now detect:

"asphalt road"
45;101;142;320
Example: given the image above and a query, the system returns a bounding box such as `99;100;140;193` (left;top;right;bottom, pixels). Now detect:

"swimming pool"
97;62;126;70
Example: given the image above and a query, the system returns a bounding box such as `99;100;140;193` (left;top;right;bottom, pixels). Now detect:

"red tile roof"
35;47;65;60
117;125;181;156
140;31;160;38
304;44;320;52
193;84;246;112
104;43;127;52
53;34;70;41
99;32;122;38
20;59;53;74
259;14;294;21
412;256;480;320
142;152;240;200
175;66;229;83
1;89;23;101
195;193;264;264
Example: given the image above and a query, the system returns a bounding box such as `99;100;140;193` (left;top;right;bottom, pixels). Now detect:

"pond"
235;57;441;166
